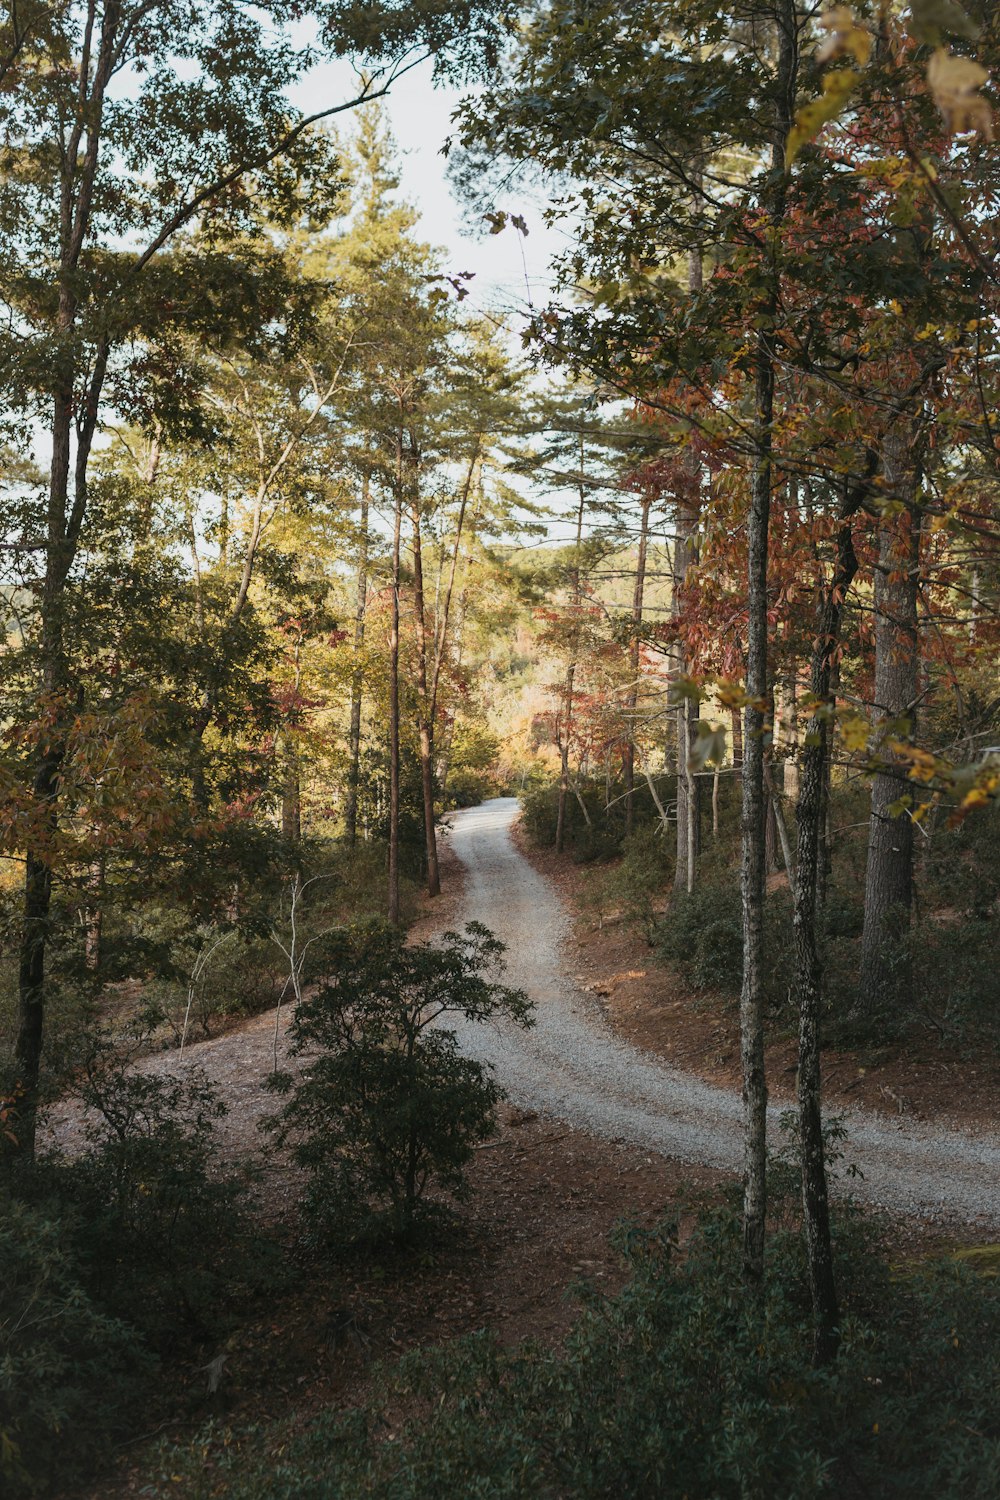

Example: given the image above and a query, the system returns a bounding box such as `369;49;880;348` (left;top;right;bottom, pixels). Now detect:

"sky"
288;53;565;324
289;51;593;545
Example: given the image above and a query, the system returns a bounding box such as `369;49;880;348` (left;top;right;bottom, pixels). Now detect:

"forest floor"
514;824;1000;1136
62;802;998;1496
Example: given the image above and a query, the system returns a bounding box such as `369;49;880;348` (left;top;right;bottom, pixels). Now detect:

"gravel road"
447;797;1000;1228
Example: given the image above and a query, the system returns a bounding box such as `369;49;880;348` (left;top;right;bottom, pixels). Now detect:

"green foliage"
657;871;751;997
594;827;673;943
0;1197;152;1499
38;1031;272;1348
265;921;532;1246
518;778;563;846
142;1205;1000;1499
444;722;503;809
518;773;646;860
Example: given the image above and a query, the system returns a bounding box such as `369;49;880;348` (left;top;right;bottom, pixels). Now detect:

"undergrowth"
139;1198;1000;1500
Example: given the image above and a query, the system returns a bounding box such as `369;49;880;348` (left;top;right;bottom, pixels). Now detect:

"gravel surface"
448;798;1000;1229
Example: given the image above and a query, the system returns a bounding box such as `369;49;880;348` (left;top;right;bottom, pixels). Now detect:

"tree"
1;0;507;1148
265;920;532;1242
452;0;805;1296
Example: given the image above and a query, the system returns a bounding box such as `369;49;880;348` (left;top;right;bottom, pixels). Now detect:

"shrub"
142;1203;1000;1500
598;828;674;942
0;1196;152;1498
518;775;626;857
265;921;532;1246
41;1029;272;1348
656;871;796;1014
656;872;746;996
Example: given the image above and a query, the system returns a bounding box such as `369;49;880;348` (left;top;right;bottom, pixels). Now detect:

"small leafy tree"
266;921;532;1244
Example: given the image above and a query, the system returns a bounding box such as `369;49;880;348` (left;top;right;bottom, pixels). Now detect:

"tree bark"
388;436;403;926
282;639;303;844
740;0;797;1286
345;479;369;849
411;492;440;898
624;497;651;834
673;507;700;892
84;857;104;974
674;240;704;891
856;428;921;1020
282;750;301;843
792;503;860;1366
730;705;744;789
556;443;587;854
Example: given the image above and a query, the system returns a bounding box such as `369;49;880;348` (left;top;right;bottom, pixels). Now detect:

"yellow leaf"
961;786;991;810
927;47;994;141
838;713;870;752
787;68;860;166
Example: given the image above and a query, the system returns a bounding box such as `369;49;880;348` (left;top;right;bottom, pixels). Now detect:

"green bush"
0;1196;152;1498
142;1204;1000;1499
444;722;502;809
656;872;747;996
265;920;532;1246
606;828;675;939
656;870;798;1014
40;1030;272;1348
518;775;633;856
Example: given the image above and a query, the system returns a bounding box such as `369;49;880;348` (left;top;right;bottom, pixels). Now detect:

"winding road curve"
446;798;1000;1228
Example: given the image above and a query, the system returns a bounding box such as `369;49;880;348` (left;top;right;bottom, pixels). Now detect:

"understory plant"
0;1196;152;1499
265;920;532;1246
38;1027;271;1347
141;1199;1000;1499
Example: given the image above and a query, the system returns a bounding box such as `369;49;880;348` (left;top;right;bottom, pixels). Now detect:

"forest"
1;1;999;1497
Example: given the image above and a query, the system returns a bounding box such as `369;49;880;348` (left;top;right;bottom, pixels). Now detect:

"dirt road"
447;798;1000;1227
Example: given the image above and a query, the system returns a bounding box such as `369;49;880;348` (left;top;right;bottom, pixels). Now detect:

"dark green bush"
265;920;532;1247
40;1030;273;1348
518;774;639;856
656;872;748;997
0;1196;152;1498
142;1203;1000;1499
594;827;674;941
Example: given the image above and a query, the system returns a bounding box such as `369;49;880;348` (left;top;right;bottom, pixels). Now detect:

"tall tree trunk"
281;765;301;842
674;242;704;892
624;497;652;834
856;429;921;1020
388;438;403;926
556;672;577;854
672;510;700;892
793;508;859;1367
282;640;303;844
83;857;105;974
16;339;106;1152
556;442;587;854
740;0;797;1285
816;655;838;912
782;671;799;803
345;479;369;849
428;447;480;816
764;691;781;875
411;495;440;898
730;705;744;790
13;0;117;1149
